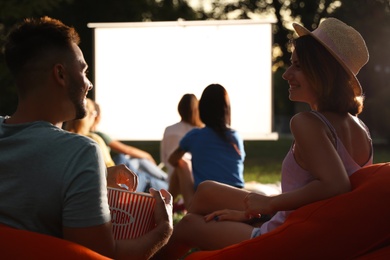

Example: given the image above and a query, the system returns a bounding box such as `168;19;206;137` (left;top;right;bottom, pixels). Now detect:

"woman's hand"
168;147;186;167
142;151;157;165
106;164;138;191
244;192;274;218
204;209;249;223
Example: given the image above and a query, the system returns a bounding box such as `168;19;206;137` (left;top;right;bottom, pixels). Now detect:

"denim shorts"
251;227;261;238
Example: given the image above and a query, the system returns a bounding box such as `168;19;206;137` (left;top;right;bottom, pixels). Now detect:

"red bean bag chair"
0;225;111;259
186;163;390;259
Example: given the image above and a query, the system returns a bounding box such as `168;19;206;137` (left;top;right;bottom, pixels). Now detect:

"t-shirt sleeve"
95;131;113;146
179;129;196;152
234;131;246;160
62;141;111;228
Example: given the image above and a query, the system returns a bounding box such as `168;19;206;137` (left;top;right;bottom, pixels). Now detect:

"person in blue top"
169;83;245;208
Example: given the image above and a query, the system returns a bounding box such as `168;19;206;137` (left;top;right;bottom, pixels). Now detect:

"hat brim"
292;23;363;96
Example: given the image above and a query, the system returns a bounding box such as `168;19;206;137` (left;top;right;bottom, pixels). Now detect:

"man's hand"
107;164;138;191
149;188;173;227
148;188;174;248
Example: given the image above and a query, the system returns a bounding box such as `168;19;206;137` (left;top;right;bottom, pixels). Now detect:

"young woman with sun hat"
152;17;373;259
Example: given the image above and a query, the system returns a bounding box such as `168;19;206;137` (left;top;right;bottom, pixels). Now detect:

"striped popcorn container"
107;187;156;239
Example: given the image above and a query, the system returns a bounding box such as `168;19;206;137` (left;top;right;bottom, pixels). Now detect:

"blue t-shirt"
180;126;245;189
0;117;110;238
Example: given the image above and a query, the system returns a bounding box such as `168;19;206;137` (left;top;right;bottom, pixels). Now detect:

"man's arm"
63;189;173;260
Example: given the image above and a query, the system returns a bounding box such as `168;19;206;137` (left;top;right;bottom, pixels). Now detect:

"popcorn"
107;187;156;239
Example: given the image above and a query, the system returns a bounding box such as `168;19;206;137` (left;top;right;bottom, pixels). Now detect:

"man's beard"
68;81;87;120
73;99;86;120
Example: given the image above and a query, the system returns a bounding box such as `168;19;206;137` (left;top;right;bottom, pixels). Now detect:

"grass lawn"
242;138;291;183
124;136;389;185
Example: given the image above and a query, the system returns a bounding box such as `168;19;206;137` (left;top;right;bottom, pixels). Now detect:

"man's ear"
53;63;66;86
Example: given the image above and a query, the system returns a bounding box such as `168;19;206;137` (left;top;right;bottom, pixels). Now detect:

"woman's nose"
282;67;291;80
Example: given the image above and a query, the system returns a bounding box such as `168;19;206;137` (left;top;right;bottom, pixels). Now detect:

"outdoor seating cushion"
0;225;112;259
186;162;390;259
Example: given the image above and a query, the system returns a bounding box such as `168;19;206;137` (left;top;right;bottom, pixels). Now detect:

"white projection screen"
88;19;278;141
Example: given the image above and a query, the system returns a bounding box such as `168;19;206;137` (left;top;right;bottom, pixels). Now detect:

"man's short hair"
4;16;80;76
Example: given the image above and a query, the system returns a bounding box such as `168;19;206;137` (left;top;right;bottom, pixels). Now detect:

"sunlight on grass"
244;165;281;183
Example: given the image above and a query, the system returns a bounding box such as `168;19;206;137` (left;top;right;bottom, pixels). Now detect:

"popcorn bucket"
107;187;156;239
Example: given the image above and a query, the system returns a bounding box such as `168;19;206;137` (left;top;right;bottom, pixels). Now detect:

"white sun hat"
293;18;369;96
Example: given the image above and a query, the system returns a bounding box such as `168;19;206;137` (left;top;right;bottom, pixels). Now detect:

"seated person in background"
160;93;203;201
64;98;116;168
169;84;245;208
91;100;169;192
0;16;172;259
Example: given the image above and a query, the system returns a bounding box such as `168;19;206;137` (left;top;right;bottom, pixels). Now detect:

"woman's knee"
197;180;218;190
187;181;219;212
191;181;215;200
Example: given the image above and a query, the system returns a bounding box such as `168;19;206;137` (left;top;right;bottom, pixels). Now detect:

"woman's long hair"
294;35;364;115
199;83;231;142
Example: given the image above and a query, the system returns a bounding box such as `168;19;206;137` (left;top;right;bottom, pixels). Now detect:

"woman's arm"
245;112;351;216
168;147;186;167
109;140;156;164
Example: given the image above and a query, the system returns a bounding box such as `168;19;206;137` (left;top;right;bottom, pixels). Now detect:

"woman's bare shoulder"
290;112;326;130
